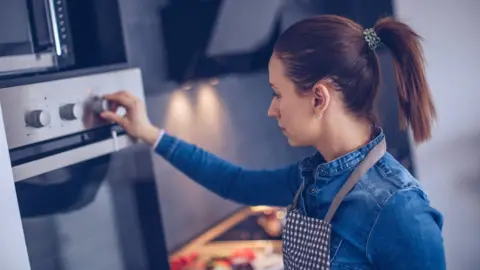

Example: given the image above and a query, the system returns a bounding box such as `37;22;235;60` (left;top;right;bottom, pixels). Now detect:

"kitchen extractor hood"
160;0;284;83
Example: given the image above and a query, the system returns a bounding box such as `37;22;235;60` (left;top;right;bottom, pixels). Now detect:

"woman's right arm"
153;131;300;206
100;91;301;207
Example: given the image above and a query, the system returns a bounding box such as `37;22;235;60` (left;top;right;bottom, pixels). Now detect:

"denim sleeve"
154;133;301;207
367;188;446;270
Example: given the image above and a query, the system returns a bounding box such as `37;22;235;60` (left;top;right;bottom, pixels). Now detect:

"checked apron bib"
282;139;386;270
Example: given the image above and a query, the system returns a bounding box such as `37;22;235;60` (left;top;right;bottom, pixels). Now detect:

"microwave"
0;0;75;77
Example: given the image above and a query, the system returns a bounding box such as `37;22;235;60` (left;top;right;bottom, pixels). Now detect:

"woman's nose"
267;100;277;118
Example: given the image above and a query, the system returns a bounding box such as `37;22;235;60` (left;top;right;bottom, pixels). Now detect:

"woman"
101;15;446;270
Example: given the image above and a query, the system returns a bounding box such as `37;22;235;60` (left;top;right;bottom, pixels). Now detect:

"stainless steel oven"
0;68;170;270
0;0;75;76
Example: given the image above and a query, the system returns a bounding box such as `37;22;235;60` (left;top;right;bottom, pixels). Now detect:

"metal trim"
12;134;134;182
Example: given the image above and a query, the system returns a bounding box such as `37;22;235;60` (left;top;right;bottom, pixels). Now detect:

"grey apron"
282;139;386;270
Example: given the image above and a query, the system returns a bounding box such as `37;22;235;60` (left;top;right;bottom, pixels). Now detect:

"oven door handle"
12;135;134;182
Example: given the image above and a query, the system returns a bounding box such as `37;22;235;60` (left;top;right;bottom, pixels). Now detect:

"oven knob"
59;103;81;120
25;110;51;128
90;97;109;114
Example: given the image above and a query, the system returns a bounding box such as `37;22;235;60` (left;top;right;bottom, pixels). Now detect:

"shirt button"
310;187;317;193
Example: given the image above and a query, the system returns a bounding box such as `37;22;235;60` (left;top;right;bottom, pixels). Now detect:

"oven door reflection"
15;150;168;270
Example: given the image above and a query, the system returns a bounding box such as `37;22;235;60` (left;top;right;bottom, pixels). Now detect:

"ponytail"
374;17;436;144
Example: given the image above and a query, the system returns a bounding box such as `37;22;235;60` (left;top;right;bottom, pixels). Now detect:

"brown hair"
274;15;436;143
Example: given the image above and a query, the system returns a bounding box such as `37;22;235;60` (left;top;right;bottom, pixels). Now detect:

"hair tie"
363;28;381;50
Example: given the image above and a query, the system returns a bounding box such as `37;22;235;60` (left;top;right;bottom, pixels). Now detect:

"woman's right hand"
100;91;161;145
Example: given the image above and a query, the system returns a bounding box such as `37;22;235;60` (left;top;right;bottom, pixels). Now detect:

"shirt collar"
299;127;385;178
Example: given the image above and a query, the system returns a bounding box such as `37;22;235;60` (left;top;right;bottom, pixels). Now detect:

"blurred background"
0;0;479;269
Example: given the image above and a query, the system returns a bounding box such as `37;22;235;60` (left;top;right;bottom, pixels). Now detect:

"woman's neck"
314;118;373;162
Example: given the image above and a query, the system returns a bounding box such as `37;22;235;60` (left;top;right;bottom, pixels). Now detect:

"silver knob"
90;96;109;114
59;103;82;120
25;110;51;128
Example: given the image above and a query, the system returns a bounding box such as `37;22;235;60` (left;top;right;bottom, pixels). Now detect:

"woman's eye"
272;92;280;99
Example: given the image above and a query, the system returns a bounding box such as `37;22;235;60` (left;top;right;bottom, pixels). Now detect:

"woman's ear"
312;83;330;119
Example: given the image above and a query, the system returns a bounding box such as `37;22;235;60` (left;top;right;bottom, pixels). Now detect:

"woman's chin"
285;135;310;147
282;130;305;147
286;137;301;147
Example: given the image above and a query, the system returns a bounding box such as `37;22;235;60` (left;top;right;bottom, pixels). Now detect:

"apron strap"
324;139;386;223
291;181;305;209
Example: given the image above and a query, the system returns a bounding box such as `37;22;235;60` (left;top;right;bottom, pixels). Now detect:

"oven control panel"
0;68;144;150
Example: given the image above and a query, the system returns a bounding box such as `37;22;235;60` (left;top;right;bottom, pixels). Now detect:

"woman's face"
267;54;324;147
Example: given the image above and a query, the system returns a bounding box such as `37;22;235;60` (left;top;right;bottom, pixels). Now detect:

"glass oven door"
9;129;170;270
0;0;32;57
0;0;74;76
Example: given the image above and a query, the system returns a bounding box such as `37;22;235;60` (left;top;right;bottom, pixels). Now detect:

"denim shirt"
154;130;446;270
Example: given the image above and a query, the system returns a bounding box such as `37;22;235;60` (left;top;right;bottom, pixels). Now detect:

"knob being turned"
90;96;109;114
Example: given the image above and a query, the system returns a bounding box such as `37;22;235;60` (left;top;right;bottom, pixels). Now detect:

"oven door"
0;0;74;76
8;129;170;270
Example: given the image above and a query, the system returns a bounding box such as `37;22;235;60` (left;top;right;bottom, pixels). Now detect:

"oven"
0;0;74;76
0;68;170;270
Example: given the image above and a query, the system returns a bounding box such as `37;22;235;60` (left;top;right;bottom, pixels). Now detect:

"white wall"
395;1;480;269
0;105;30;270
